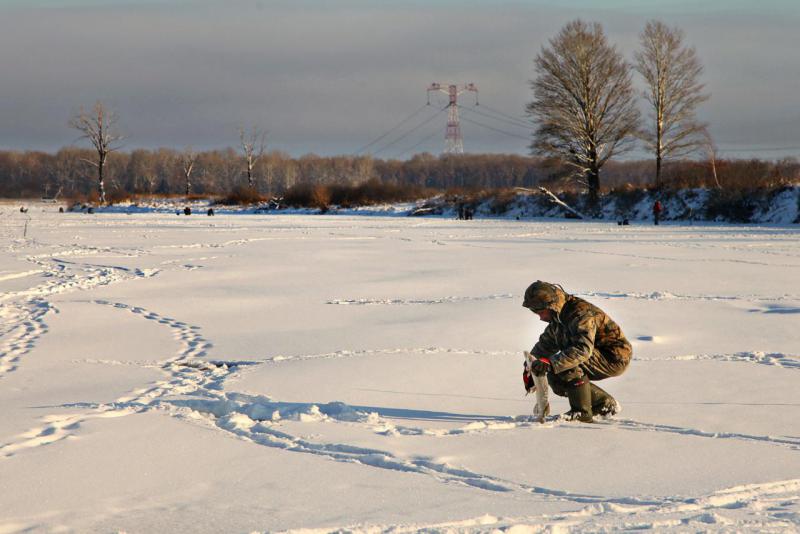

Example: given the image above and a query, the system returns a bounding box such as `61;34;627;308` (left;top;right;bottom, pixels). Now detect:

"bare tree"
527;20;640;208
43;151;72;200
181;146;198;196
239;126;266;189
68;101;124;204
700;126;721;189
635;20;709;189
126;149;157;193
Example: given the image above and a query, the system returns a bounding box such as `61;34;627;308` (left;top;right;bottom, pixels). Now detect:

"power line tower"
427;83;478;154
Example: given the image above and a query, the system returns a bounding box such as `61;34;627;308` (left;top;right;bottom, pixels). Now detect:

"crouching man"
522;281;632;422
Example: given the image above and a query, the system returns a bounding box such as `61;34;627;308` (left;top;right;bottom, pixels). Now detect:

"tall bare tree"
635;20;709;189
700;126;721;189
527;20;640;207
181;146;198;196
239;126;266;189
69;101;123;204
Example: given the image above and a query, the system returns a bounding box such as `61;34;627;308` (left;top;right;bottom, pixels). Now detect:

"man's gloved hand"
530;357;550;376
523;367;535;393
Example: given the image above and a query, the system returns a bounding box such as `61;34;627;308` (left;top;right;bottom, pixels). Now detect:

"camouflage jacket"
531;294;632;374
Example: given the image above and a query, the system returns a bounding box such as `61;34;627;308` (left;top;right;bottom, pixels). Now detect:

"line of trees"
528;19;711;208
0;148;546;201
0;146;796;202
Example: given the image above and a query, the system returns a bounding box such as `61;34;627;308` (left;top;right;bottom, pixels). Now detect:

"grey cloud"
0;0;797;158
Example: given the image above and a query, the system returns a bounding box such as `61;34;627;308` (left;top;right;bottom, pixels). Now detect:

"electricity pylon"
427;83;478;154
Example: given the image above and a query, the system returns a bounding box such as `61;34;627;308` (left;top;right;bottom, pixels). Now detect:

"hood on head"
522;281;567;314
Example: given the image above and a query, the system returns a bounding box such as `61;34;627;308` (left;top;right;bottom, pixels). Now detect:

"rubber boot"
564;380;593;422
590;383;621;417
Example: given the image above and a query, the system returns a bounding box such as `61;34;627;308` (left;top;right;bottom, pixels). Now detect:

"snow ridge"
638;351;800;370
294;478;800;533
327;293;514;306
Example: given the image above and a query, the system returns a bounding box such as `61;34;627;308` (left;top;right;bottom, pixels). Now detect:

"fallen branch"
514;186;586;219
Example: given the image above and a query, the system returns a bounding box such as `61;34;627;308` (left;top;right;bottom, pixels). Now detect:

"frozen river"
1;208;799;532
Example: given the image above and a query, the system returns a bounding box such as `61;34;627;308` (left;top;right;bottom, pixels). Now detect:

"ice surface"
0;204;798;532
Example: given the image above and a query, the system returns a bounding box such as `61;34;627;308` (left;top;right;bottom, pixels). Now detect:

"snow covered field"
1;205;799;533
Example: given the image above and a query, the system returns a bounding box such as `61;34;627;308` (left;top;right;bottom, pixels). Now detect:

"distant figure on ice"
652;200;663;225
521;281;632;422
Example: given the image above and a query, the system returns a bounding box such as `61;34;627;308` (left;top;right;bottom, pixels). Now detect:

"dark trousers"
547;348;630;396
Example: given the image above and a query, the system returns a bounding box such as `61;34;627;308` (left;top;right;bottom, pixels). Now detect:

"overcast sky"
0;0;798;159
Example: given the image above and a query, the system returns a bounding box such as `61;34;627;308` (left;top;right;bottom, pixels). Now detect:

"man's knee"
547;367;586;396
605;347;632;377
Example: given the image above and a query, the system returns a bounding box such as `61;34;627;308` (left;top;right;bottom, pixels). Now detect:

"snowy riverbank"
30;184;800;224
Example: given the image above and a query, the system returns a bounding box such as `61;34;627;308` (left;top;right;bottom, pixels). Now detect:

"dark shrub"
283;183;331;211
215;186;265;205
285;179;429;210
704;188;758;222
609;185;647;217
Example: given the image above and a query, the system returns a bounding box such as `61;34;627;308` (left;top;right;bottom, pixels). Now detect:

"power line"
462;104;531;129
478;103;532;128
459;115;532;142
371;105;449;156
394;127;443;159
457;104;531;131
354;103;430;155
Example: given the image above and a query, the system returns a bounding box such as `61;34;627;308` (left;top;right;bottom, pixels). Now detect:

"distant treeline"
0;147;798;202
